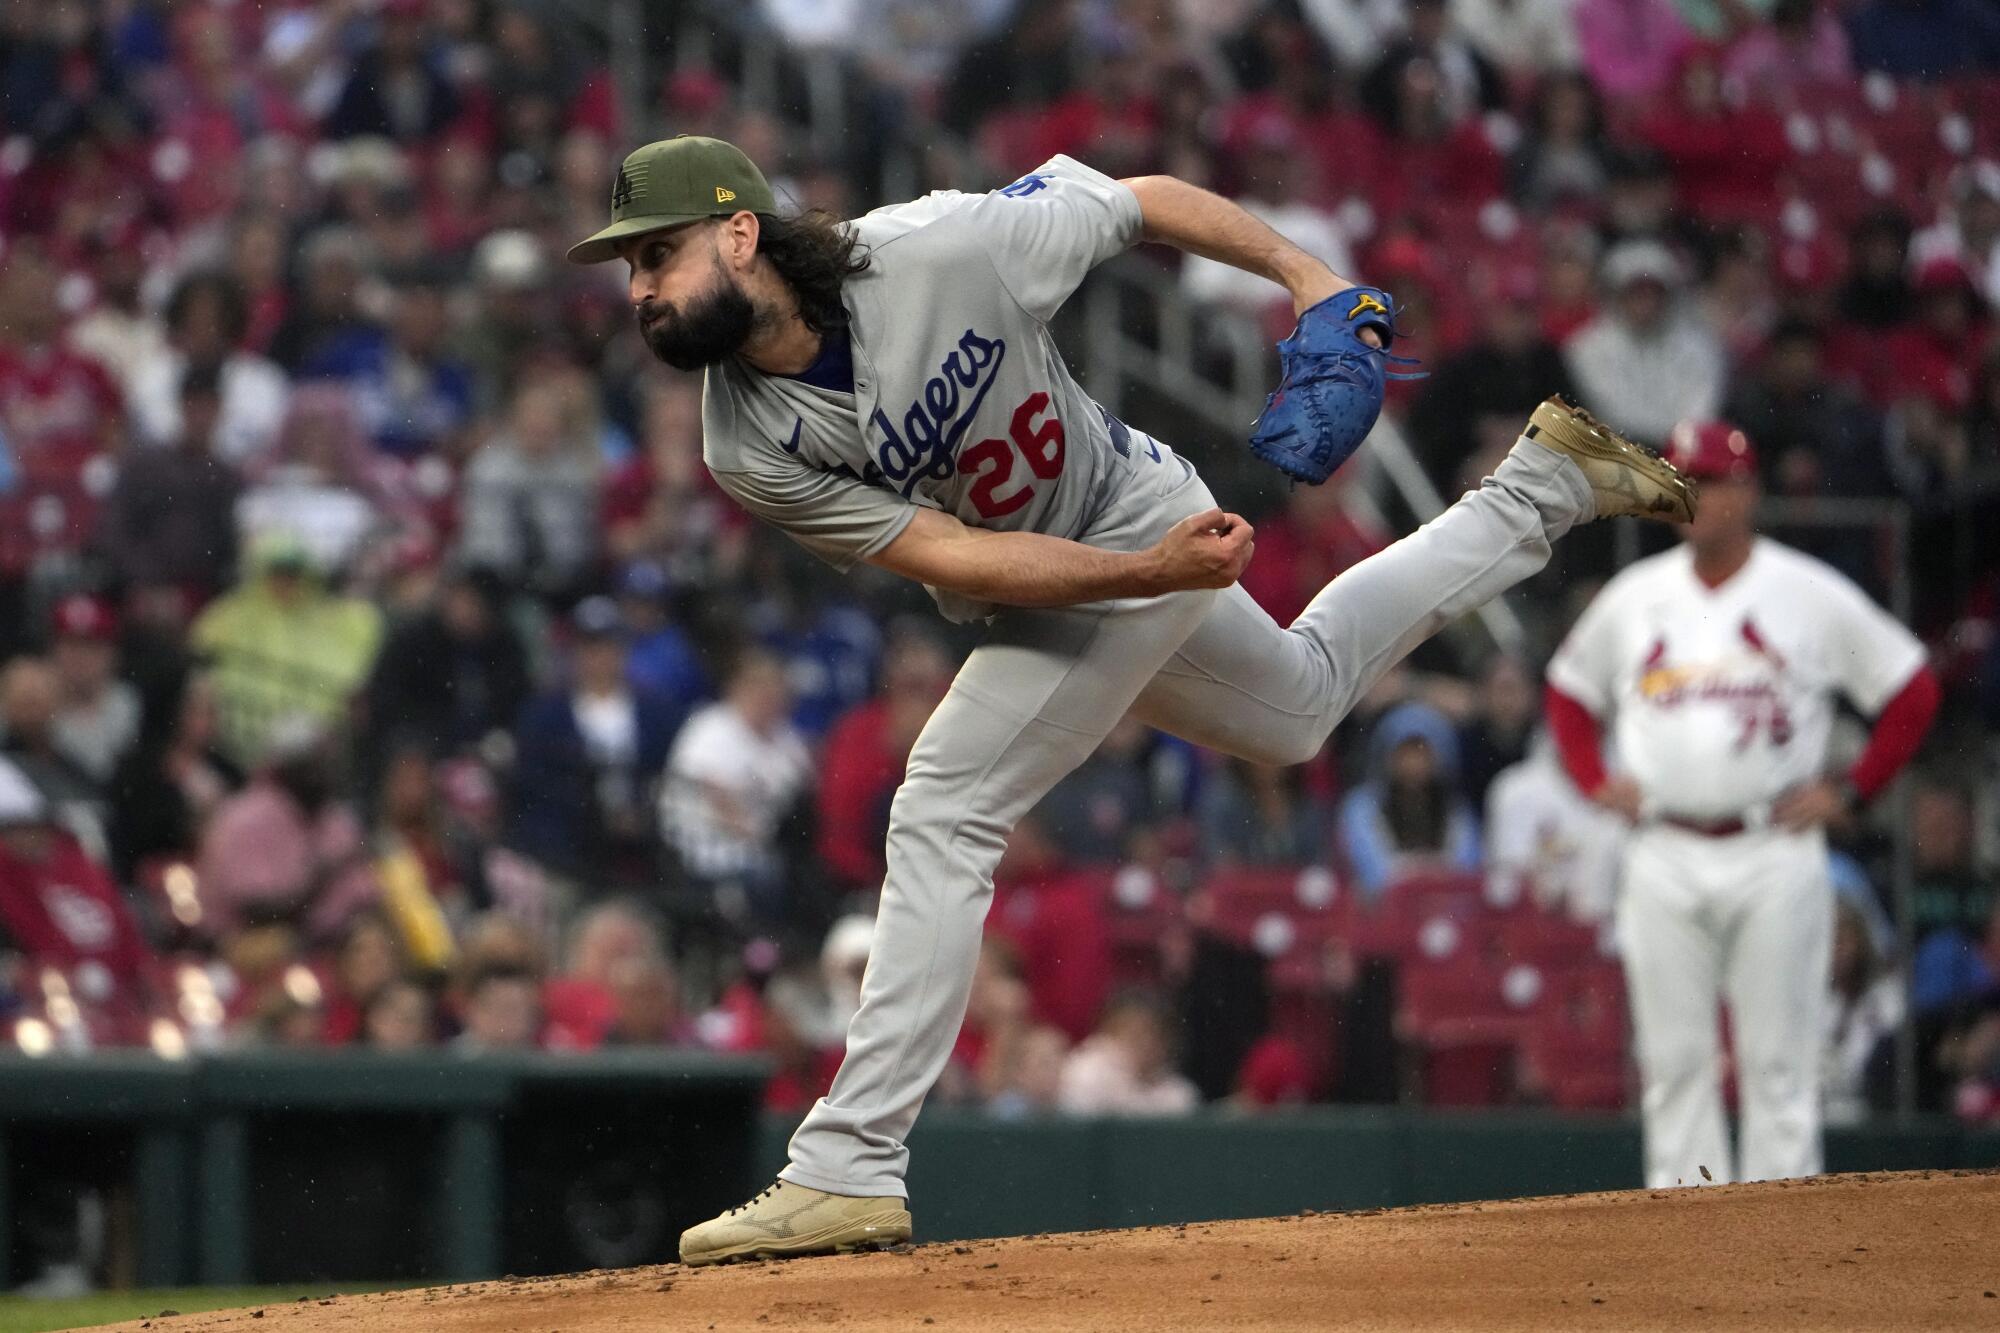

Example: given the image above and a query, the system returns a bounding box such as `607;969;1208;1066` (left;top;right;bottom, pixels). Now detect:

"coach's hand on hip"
1145;508;1255;591
1772;779;1852;831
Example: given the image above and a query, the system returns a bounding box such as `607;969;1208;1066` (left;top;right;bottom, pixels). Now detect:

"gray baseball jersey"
703;155;1607;1199
702;155;1186;620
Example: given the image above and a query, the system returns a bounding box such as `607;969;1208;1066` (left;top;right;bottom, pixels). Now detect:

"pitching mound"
88;1170;1999;1331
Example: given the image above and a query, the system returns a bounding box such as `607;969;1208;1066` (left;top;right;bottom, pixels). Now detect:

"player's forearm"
874;518;1166;607
1121;174;1353;299
1846;665;1940;801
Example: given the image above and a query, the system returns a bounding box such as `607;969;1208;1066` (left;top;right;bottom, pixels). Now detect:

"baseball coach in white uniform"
571;135;1695;1262
1546;420;1939;1188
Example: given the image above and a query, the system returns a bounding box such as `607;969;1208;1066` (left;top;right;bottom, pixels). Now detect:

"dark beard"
639;277;758;371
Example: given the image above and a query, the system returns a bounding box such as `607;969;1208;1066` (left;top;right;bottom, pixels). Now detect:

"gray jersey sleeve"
956;154;1143;323
710;459;917;572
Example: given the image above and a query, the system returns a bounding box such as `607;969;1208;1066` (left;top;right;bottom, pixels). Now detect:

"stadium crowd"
0;0;1996;1134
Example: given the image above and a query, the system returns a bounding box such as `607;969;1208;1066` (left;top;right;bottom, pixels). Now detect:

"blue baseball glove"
1248;286;1422;486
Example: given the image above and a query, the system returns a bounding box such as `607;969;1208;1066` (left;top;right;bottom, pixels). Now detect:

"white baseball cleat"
1523;395;1698;525
678;1179;913;1266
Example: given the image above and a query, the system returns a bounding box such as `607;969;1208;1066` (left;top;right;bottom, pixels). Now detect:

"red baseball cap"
1665;420;1759;481
51;595;117;642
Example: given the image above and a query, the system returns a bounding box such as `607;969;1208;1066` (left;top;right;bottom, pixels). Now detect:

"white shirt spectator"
1058;1033;1201;1116
130;349;290;465
1299;0;1408;68
1563;307;1725;444
237;469;379;576
659;701;811;882
1483;736;1625;924
1450;0;1582;74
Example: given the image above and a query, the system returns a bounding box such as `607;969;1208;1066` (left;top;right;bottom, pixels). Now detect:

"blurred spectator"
1724;318;1890;498
746;558;883;740
1451;0;1582;77
601;956;693;1046
940;0;1087;139
1573;0;1696;98
128;271;289;466
236;386;385;577
1230;1033;1316;1109
1057;989;1200;1115
97;360;243;598
982;1022;1071;1118
361;978;437;1050
1407;263;1576;494
1837;209;1915;331
324;1;459;143
1180;129;1353;329
1510;72;1607;212
989;812;1115;1042
543;899;670;1046
1197;758;1332;867
1638;46;1789;223
1336;701;1482;901
0;756;155;1010
1823;858;1902;1125
454;965;543;1052
1457;652;1536;806
1724;0;1853;97
1564;239;1726;444
1873;258;1985;421
1039;715;1171;864
1909;779;1989;938
457;370;602;600
191;532;383;768
1844;0;2000;81
659;650;811;922
1295;0;1406;72
66;221;165;396
1363;50;1506;214
0;657;108;856
313;264;474;459
363;565;530;766
322;910;408;1045
47;596;140;787
107;673;239;880
1912;164;2000;313
1235;471;1389;626
615;560;709;706
0;242;125;471
372;745;470;971
267;226;379;375
194;721;378;944
1363;0;1502;127
1483;731;1626;922
511;597;679;886
815;629;953;893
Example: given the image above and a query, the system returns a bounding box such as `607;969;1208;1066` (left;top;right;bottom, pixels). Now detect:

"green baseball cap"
566;135;776;265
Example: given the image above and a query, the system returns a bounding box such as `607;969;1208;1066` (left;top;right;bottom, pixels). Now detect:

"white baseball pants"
1617;824;1833;1189
781;437;1595;1197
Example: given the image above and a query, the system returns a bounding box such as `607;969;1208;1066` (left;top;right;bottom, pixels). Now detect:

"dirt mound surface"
88;1170;2000;1331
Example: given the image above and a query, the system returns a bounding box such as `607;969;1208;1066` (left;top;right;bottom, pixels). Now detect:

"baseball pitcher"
1546;421;1938;1188
569;136;1695;1264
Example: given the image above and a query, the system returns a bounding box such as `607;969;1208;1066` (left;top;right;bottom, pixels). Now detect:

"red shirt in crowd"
988;871;1115;1043
0;830;155;992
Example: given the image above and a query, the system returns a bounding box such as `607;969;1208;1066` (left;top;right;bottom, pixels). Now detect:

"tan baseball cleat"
678;1180;913;1266
1522;395;1698;524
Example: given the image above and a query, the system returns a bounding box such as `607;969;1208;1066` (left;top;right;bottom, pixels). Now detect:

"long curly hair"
755;209;870;337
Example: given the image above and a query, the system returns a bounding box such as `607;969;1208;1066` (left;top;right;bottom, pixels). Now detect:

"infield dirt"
85;1169;2000;1331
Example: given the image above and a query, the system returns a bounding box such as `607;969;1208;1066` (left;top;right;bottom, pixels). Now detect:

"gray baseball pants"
780;435;1596;1198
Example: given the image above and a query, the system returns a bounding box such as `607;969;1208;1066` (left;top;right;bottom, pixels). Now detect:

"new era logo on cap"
568;136;778;265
